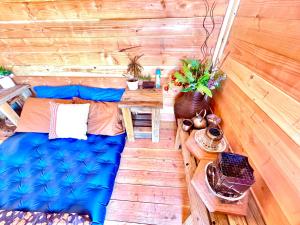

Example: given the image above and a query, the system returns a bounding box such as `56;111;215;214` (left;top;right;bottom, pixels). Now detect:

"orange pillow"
16;97;73;133
73;97;124;136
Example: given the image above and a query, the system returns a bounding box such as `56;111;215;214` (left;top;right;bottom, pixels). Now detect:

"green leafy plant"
139;74;152;81
169;58;226;97
0;66;12;77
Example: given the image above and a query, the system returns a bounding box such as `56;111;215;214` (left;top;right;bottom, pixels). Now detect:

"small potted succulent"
0;66;15;88
140;74;155;89
124;54;144;90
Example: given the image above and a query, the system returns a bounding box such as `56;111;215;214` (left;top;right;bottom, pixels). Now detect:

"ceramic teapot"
192;109;207;129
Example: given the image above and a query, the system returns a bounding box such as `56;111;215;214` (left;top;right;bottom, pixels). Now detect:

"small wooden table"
175;119;265;225
119;89;163;142
0;85;31;126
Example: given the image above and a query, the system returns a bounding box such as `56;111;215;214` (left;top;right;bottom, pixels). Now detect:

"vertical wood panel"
215;0;300;224
223;57;300;145
212;80;297;225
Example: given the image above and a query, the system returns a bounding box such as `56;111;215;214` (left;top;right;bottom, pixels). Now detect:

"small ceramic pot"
182;119;193;132
205;126;223;149
206;114;221;127
127;79;139;90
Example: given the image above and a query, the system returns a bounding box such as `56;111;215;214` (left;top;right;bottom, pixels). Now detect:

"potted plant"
124;54;144;90
0;66;15;88
167;58;226;119
140;74;155;89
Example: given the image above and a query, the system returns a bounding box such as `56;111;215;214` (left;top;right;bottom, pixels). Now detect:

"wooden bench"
175;119;265;225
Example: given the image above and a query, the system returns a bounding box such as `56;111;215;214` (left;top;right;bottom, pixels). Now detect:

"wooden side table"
0;85;31;126
175;119;265;225
119;89;163;142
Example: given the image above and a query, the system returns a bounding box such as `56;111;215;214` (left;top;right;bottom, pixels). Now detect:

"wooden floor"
105;122;190;225
104;121;267;225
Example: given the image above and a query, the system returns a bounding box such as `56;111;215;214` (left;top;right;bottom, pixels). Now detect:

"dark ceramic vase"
174;91;211;119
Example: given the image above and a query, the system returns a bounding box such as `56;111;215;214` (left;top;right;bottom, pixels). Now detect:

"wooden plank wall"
212;1;300;225
0;0;228;121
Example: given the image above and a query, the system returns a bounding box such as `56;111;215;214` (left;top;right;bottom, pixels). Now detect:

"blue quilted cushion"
34;85;80;99
78;86;125;102
0;132;126;225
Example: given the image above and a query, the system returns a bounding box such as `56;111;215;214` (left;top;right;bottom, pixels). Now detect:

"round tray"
194;129;227;153
204;162;247;202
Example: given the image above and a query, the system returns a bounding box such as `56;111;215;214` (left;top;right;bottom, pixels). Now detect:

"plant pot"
0;75;15;89
174;91;211;119
142;81;155;89
127;79;139;90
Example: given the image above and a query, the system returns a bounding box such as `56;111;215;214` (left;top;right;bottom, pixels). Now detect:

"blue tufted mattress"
0;132;126;225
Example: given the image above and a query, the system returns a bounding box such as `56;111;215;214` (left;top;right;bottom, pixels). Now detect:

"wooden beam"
0;17;223;39
14;76;128;88
0;102;19;125
0;52;201;67
178;122;210;225
212;0;240;66
11;65;175;78
0;0;228;21
121;108;135;142
0;36;217;53
151;108;160;142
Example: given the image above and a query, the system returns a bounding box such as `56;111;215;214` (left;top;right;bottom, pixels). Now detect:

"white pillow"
49;102;90;140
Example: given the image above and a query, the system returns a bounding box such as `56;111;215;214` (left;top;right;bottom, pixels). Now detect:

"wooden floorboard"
107;121;266;225
122;147;183;160
116;169;187;188
107;121;189;225
106;200;189;225
119;157;184;173
111;183;189;205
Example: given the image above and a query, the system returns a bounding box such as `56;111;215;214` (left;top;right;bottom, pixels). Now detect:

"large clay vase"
174;91;211;119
